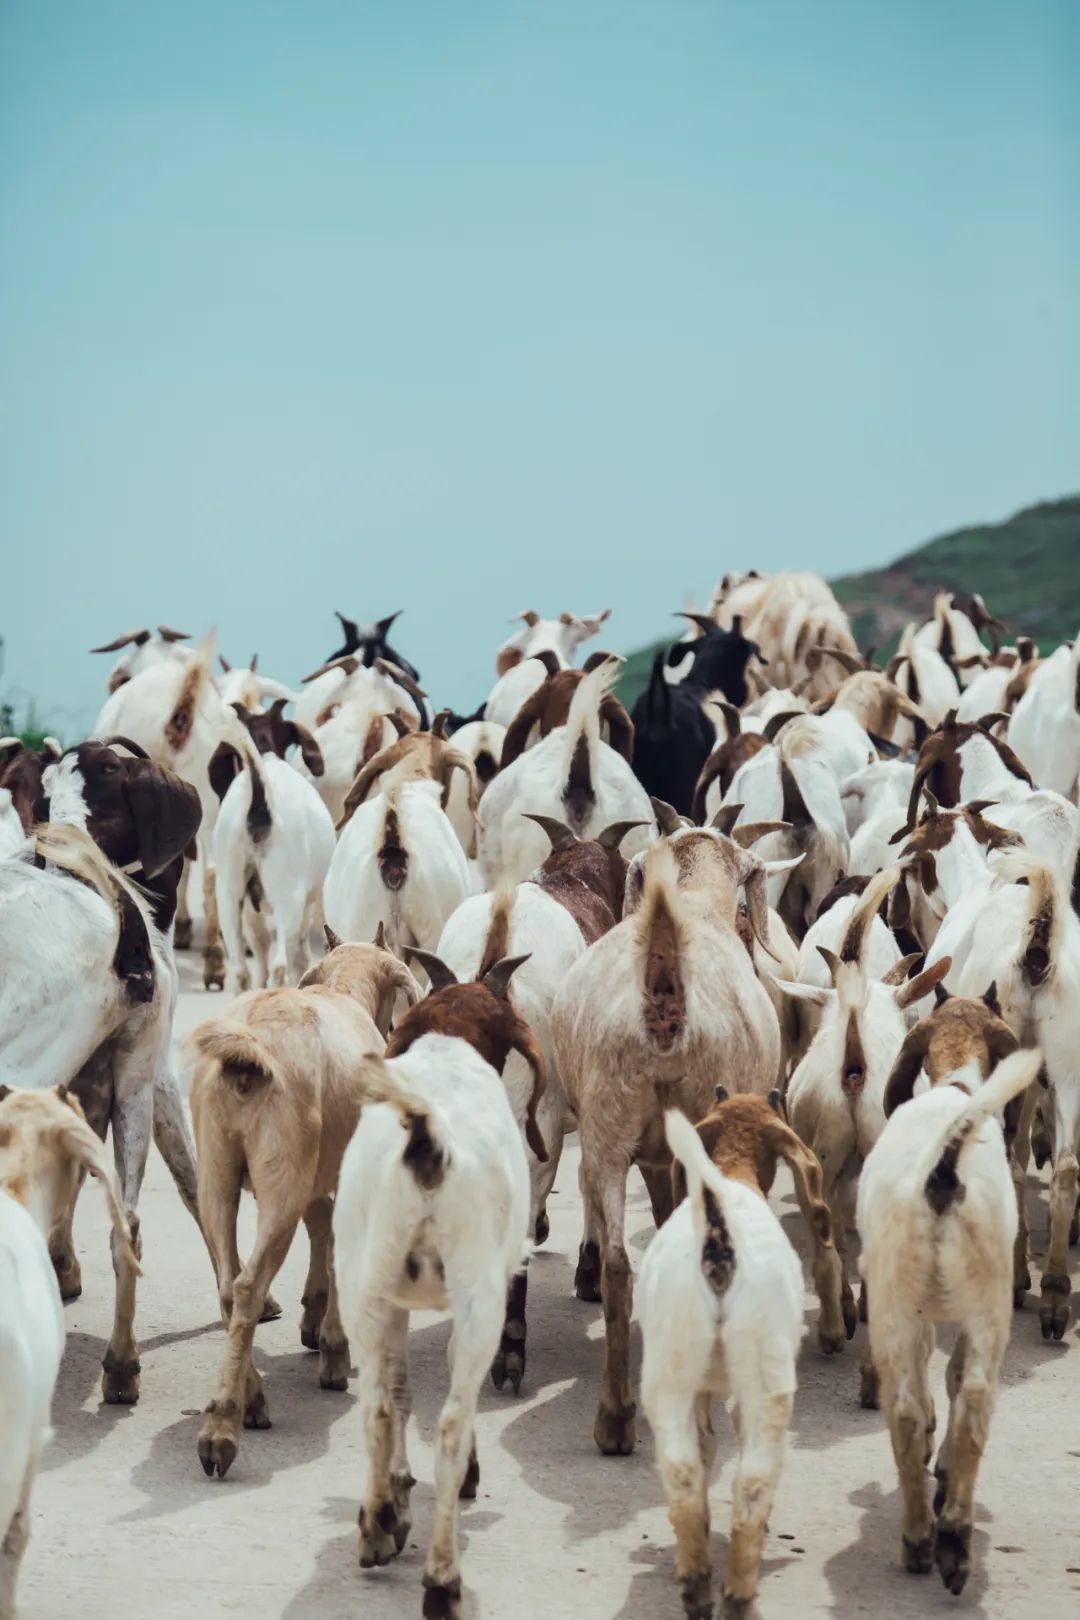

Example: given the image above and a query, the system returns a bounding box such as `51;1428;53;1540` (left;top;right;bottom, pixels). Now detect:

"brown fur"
691;732;767;823
883;995;1019;1116
501;670;634;768
534;838;629;944
164;659;203;753
901;714;1034;832
388;975;549;1163
338;731;477;830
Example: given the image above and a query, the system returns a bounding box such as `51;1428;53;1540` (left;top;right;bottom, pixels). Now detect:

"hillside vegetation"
619;495;1080;706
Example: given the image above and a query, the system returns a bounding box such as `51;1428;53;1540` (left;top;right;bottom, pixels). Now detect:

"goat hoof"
318;1338;350;1391
594;1401;636;1456
174;917;193;950
818;1316;846;1355
721;1595;751;1620
678;1569;713;1619
421;1573;462;1620
197;1431;238;1480
1039;1275;1071;1340
574;1241;603;1302
902;1533;935;1575
101;1356;141;1406
935;1524;971;1595
534;1208;550;1246
356;1507;398;1568
243;1390;272;1430
203;946;226;991
858;1364;880;1410
459;1446;480;1501
490;1331;525;1395
259;1292;283;1324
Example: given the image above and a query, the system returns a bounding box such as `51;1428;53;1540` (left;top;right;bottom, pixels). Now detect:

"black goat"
326;608;422;683
630;615;764;817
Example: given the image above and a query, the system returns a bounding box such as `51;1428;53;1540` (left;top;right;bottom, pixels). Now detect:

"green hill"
619;494;1080;707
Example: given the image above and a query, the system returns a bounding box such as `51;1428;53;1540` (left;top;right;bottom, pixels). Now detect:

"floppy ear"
770;976;833;1008
883;1024;929;1115
507;1015;550;1164
208;741;242;804
880;952;924;987
285;721;324;777
57;1114;141;1276
762;1117;834;1250
122;760;202;877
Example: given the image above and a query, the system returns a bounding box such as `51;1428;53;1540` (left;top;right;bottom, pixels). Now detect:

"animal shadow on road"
823;1481;991;1618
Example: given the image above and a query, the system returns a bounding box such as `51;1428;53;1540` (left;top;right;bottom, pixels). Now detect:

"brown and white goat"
185;937;419;1479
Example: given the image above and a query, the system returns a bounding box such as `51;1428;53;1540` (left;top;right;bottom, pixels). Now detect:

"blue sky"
2;1;1077;734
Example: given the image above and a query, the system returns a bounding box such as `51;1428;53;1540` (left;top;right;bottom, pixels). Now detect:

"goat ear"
286;721;324;777
482;954;531;1000
324;924;342;952
731;820;791;849
761;1117;836;1255
122;760;203;877
431;709;451;739
817;946;841;983
895;956;952;1010
883;1025;929;1115
404;948;459;993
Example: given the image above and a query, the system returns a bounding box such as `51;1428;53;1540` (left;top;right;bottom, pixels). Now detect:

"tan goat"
185;933;419;1480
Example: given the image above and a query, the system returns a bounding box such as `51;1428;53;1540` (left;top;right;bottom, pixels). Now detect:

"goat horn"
157;625;190;643
249;652;259;672
372;921;386;948
731;820;791;848
89;628;150;653
978;711;1010;733
594;819;647;851
517;609;540;627
375;611;402;636
650;797;684;835
404;947;459;992
301;655;359;683
522;812;577;852
324;924;342;951
219;653;232;672
432;708;451;739
709;803;744;834
374;658;427;703
384;711;412;738
98;734;151;759
482;953;531;1000
674;611;716;637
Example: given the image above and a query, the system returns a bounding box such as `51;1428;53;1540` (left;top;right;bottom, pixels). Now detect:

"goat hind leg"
877;1328;935;1574
101;1091;151;1404
653;1392;713;1620
725;1389;792;1614
1040;1145;1078;1341
934;1322;1003;1596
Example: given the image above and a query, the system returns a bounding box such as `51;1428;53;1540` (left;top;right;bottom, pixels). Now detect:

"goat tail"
185;1020;284;1094
357;1055;448;1190
924;1046;1043;1215
994;852;1061;988
636;842;689;1049
664;1109;736;1297
377;785;408;892
163;627;216;757
477;884;516;979
561;654;622;828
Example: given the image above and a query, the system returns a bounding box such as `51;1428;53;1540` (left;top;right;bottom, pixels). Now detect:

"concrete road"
23;958;1080;1619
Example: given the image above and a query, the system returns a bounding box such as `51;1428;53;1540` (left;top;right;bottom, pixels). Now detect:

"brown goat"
522;812;645;943
500;656;635;769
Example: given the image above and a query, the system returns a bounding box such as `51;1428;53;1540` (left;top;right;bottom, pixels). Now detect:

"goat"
1007;637;1080;799
478;657;654;886
859;1028;1041;1594
499;655;634;768
324;780;473;963
0;1085;138;1620
897;710;1034;840
185;938;418;1478
956;636;1040;723
94;630;247;986
333;1027;531;1614
337;720;479;857
208;703;335;991
553;833;780;1454
691;703;769;824
776;868;952;1336
631;617;765;816
433;710;506;799
948;853;1080;1337
0;737;62;833
884;626;961;728
641;1099;825;1617
485;607;612;727
89;624;191;693
295;656;427;818
216;651;298;713
912;592;1005;685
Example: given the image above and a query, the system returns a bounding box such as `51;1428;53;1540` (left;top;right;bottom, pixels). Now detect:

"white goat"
333;1033;530;1618
478;659;653;887
1007;638;1080;799
324;780;472;960
213;742;335;991
485;607;611;727
640;1107;804;1620
859;1039;1041;1594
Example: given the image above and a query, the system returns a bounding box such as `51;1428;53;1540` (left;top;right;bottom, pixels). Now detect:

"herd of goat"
1;573;1078;1620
